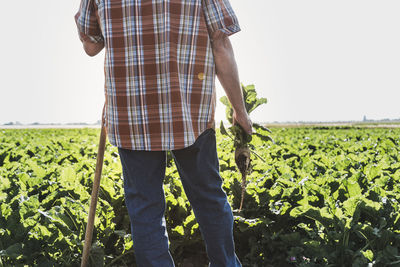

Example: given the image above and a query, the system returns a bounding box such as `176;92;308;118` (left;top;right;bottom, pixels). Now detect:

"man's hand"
233;110;253;135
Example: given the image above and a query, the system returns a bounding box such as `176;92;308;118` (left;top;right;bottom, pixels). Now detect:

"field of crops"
1;126;400;267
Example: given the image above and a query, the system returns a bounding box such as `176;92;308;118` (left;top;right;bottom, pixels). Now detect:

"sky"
0;0;399;124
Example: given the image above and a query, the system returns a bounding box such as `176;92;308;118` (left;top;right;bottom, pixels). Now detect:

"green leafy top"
220;83;273;150
220;83;268;123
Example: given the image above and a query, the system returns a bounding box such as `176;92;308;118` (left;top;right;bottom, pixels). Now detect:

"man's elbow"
85;49;100;57
211;32;233;56
83;41;105;57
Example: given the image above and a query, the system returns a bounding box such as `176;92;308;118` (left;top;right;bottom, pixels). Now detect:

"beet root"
235;146;251;211
235;147;251;176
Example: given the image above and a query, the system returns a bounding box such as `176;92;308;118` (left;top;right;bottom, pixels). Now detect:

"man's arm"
78;33;104;57
211;31;253;134
75;2;104;57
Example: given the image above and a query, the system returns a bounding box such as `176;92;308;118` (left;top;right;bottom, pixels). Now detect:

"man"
75;0;252;266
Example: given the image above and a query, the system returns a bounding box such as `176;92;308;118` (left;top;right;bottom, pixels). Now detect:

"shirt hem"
108;126;215;152
217;24;241;37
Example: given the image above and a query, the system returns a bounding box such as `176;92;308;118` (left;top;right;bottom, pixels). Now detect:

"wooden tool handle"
81;120;107;267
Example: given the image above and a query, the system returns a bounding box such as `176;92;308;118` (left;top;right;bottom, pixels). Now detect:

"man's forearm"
211;32;253;134
212;34;246;115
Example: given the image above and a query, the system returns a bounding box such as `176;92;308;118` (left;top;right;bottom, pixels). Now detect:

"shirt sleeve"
75;0;104;43
201;0;241;37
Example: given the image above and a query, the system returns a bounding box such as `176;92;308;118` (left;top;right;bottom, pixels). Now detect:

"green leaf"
90;242;105;267
253;123;272;133
362;250;374;261
220;121;228;136
0;243;23;259
254;133;274;143
240;84;267;114
220;96;233;122
173;225;184;236
220;95;230;107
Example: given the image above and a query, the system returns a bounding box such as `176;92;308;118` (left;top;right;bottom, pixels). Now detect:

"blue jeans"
118;128;241;267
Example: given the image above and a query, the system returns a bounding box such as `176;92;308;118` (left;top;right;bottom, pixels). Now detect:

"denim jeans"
118;128;241;267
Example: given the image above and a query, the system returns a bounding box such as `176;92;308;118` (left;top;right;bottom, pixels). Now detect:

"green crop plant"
219;83;273;211
1;126;400;266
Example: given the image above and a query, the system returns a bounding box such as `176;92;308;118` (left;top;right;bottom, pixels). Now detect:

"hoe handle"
81;119;107;267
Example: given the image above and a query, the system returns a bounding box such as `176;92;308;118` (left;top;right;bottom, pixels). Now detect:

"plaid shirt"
75;0;240;151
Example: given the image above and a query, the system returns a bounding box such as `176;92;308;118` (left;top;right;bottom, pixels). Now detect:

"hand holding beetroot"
220;84;273;211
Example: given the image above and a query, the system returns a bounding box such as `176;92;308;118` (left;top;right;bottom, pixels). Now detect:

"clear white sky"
0;0;399;124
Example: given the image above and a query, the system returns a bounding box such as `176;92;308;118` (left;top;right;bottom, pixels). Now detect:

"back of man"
76;0;251;266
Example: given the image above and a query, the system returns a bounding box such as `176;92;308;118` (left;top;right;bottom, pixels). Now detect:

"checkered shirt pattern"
75;0;241;151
